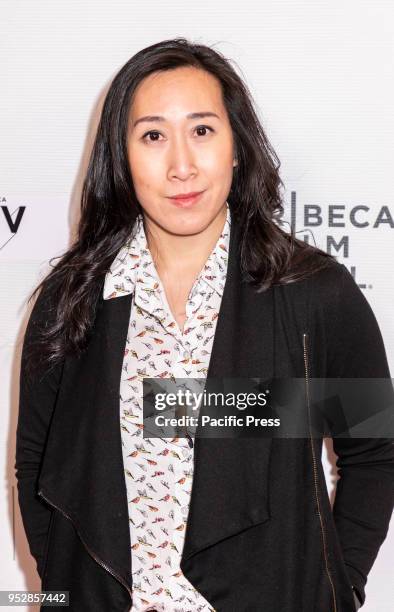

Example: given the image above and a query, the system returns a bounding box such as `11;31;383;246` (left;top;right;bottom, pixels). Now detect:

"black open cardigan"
15;219;394;611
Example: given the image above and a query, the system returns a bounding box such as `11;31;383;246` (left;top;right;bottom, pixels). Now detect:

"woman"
15;38;393;612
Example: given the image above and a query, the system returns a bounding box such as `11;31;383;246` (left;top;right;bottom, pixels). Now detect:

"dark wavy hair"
24;36;335;377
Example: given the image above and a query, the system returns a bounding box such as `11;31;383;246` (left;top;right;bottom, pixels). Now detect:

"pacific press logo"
278;191;393;290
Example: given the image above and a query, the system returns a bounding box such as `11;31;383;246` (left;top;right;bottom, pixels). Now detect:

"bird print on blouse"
103;202;231;612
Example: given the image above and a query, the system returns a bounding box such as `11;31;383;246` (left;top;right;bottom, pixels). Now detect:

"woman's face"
127;66;237;236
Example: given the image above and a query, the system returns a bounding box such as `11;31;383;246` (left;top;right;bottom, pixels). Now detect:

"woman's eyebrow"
133;111;220;127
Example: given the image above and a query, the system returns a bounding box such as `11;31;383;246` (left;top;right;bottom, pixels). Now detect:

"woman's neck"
143;205;227;282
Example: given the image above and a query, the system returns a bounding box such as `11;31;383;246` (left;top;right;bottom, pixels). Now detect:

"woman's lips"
167;191;205;208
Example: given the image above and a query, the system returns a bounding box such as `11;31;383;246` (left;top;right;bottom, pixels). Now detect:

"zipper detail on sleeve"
303;333;337;612
37;489;133;604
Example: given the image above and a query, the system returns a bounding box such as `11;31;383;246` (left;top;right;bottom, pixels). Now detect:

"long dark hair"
24;37;335;376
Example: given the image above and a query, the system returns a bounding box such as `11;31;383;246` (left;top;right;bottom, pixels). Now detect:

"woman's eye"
142;130;162;142
194;125;214;137
141;125;214;143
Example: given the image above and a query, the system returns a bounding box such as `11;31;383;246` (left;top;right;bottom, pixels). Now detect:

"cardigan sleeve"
327;263;394;607
14;278;65;579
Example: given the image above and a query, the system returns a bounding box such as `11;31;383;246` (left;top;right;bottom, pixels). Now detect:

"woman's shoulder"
28;270;63;322
282;239;350;296
283;242;377;331
284;243;391;377
299;249;366;310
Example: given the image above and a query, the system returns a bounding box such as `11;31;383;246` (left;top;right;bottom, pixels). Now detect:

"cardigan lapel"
180;218;275;565
38;290;135;590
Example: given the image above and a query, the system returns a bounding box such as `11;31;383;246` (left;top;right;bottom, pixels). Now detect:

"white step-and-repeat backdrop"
1;1;393;610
